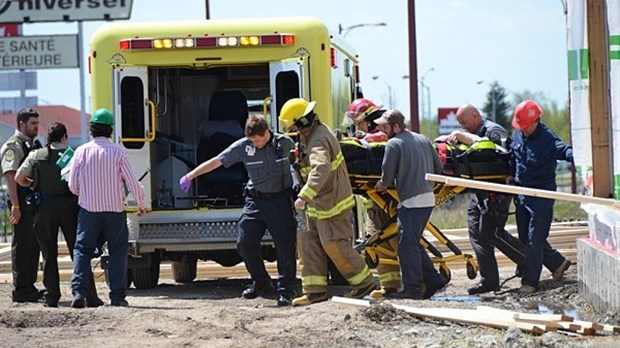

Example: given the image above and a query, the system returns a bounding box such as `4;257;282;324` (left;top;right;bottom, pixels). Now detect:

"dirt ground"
0;264;618;348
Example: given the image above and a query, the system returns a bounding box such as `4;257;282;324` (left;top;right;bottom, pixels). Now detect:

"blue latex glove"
179;174;192;192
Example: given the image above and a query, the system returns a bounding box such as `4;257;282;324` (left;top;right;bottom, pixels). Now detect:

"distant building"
0;105;88;149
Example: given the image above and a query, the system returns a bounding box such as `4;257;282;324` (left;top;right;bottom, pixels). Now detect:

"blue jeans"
397;206;438;296
72;209;128;302
515;196;565;287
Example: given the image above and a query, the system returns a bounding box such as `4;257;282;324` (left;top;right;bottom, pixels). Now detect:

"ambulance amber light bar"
120;34;295;50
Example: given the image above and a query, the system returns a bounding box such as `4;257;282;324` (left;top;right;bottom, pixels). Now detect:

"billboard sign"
0;0;133;23
0;34;79;70
437;107;461;135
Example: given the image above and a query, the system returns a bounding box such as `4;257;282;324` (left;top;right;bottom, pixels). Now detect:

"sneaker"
517;285;537;294
292;293;328;306
552;259;571;281
387;290;423;300
71;297;86;309
370;287;399;299
346;282;377;299
241;283;275;299
423;276;449;299
87;297;105;308
110;299;129;307
467;282;499;295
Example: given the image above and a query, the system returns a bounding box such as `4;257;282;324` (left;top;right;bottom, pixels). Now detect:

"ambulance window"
274;71;300;116
120;76;146;149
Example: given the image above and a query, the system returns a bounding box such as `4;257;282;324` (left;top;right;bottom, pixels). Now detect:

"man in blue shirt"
180;115;297;306
507;100;573;294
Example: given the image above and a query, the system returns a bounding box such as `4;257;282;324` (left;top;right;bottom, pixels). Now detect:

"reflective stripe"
379;271;401;283
347;265;372;286
300;166;310;179
306;194;355;219
299;184;317;201
301;275;328;287
330;151;345;171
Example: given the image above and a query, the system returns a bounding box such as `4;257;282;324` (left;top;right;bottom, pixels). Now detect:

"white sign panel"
0;35;78;70
0;71;37;90
0;0;133;23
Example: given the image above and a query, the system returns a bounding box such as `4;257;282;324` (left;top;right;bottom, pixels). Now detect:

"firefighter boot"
292;292;328;306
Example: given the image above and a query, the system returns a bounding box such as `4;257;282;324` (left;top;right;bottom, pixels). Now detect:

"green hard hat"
90;108;115;125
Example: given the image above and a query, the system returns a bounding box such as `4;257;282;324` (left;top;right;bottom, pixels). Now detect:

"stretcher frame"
350;173;508;281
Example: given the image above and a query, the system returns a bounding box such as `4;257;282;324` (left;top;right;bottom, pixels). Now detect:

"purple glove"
179;174;192;192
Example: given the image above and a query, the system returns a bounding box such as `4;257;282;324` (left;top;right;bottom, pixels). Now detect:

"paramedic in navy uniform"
179;115;297;306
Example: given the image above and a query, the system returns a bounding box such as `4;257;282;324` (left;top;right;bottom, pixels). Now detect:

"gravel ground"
0;264;618;348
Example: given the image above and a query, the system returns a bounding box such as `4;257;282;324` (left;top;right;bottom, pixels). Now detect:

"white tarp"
567;0;593;194
608;0;620;199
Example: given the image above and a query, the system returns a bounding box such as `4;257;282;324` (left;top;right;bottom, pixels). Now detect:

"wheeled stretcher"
342;138;512;281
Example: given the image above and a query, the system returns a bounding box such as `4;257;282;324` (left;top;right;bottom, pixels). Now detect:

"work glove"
179;174;192;192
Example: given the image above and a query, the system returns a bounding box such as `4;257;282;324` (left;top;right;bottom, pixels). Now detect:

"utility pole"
205;0;210;19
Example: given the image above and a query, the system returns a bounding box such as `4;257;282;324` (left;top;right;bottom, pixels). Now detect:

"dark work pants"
468;193;526;287
237;193;297;297
34;196;98;303
72;209;128;302
10;196;40;299
397;206;443;296
515;195;566;287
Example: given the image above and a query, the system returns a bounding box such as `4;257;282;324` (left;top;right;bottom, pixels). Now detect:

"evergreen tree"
481;81;511;130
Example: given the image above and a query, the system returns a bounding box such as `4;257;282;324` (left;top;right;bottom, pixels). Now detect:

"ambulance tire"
104;267;133;289
133;253;161;289
328;260;348;285
172;255;198;283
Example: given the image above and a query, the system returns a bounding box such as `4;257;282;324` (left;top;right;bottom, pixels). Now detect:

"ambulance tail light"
331;47;337;68
119;39;153;50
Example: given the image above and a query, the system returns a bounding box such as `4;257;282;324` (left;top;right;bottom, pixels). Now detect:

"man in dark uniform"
436;104;527;294
0;108;42;303
508;100;572;294
179;115;297;306
15;123;103;307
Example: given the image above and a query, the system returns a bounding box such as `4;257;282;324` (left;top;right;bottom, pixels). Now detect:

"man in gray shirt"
374;110;447;299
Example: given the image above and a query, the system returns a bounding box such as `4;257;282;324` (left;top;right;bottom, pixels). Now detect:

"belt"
244;188;284;199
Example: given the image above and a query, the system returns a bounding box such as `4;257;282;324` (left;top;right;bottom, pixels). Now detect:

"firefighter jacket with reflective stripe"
298;120;355;219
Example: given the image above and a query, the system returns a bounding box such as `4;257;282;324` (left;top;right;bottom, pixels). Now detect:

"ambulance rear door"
269;57;309;130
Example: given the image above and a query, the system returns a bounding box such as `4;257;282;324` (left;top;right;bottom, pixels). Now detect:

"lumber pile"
332;297;620;336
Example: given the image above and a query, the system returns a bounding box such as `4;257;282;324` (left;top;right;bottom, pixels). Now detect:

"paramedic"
16;123;103;307
69;108;147;308
180;115;298;307
437;104;525;294
374;109;448;299
0;108;42;303
346;98;399;298
278;98;376;306
507;100;572;294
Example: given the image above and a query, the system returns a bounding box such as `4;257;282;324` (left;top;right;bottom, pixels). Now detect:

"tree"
481;81;511;130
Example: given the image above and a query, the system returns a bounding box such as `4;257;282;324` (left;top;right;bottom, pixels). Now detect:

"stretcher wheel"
365;252;380;269
438;263;451;281
466;259;478;280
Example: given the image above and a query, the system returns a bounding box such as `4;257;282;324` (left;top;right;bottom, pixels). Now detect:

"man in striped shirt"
68;108;147;308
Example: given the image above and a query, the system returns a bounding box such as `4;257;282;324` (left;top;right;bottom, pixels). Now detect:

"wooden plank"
426;174;620;210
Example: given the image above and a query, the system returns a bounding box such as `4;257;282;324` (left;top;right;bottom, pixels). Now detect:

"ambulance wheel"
133;253;161;289
438;264;451;281
172;255;197;283
466;260;478;280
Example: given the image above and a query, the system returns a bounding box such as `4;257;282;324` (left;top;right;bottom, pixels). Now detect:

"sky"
3;0;570;124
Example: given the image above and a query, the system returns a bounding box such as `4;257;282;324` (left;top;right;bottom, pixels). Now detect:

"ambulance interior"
137;64;300;210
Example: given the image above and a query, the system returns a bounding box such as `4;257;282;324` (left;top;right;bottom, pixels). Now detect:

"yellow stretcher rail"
349;173;509;281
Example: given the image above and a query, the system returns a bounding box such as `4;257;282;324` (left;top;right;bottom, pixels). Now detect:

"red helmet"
512;100;542;130
346;98;383;123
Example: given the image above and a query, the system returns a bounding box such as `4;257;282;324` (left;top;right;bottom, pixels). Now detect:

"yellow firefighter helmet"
278;98;316;129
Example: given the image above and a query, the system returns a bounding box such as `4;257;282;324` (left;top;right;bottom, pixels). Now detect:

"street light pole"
338;22;387;37
371;76;394;108
419;68;434;137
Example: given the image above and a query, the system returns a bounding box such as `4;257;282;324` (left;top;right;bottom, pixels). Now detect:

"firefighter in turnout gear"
279;98;377;306
16;123;103;308
0;108;43;303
